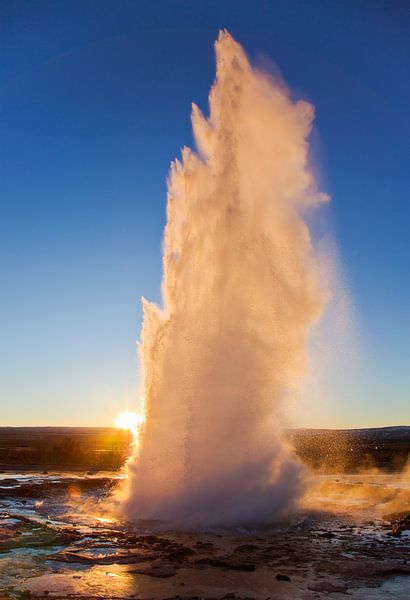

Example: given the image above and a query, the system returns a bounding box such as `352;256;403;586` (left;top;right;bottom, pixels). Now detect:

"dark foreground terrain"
0;427;408;599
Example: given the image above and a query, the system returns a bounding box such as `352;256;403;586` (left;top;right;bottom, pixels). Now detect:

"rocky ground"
0;472;409;599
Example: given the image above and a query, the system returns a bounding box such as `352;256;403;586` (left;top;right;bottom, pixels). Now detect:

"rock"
320;531;336;539
390;513;410;536
130;563;177;578
195;557;256;571
140;534;161;545
54;548;158;564
234;544;259;553
375;567;410;577
195;541;214;549
275;574;291;581
308;582;349;594
166;544;195;562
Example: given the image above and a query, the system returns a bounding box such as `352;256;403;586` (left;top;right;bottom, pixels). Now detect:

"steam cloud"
123;31;329;526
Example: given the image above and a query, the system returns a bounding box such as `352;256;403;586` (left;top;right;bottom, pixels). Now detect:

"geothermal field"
2;18;409;600
0;426;409;598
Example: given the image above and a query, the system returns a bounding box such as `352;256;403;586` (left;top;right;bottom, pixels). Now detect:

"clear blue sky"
1;1;409;428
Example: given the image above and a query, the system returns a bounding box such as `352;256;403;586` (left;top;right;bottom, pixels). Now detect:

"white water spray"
123;31;329;526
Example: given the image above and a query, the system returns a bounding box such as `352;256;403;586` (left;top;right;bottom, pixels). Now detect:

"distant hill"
0;425;408;472
295;425;410;440
0;427;131;471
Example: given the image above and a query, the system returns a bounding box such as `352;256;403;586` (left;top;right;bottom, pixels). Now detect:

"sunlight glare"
114;410;144;437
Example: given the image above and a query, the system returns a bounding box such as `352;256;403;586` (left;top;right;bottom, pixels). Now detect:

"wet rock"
162;597;215;600
165;544;195;562
0;520;74;552
375;566;410;577
0;479;17;487
130;563;177;578
262;544;278;553
195;556;256;571
320;531;336;539
195;541;214;549
233;544;259;553
390;513;410;536
54;548;158;564
275;574;291;581
140;534;161;545
308;581;349;594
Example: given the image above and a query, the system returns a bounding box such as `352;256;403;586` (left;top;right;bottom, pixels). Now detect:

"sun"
114;410;144;436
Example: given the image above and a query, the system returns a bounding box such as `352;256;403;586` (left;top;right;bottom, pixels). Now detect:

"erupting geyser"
123;31;329;526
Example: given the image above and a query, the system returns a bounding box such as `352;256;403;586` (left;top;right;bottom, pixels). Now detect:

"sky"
0;1;409;428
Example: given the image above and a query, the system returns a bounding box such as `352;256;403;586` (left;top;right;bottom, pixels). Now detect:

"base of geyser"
121;452;307;529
